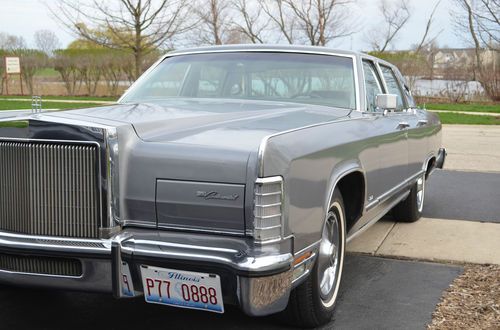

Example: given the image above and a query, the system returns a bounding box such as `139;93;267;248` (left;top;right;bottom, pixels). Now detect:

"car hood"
49;98;351;151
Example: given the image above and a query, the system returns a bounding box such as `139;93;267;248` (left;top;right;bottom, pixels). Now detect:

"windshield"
121;52;357;110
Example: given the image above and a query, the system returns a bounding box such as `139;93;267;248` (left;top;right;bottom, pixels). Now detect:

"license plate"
140;265;224;313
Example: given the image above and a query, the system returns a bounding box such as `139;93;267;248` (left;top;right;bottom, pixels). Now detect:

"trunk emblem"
196;191;239;201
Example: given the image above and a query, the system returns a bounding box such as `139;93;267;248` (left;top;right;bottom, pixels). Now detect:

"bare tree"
367;0;411;52
283;0;356;46
49;0;194;80
34;30;61;56
414;0;443;53
453;0;483;68
410;0;443;84
259;0;296;44
452;0;500;100
76;50;103;96
233;0;269;43
53;50;84;96
192;0;232;45
473;0;500;49
17;50;48;95
101;50;126;96
0;32;27;51
258;0;356;46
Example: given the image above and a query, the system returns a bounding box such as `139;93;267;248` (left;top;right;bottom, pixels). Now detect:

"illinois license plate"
140;265;224;313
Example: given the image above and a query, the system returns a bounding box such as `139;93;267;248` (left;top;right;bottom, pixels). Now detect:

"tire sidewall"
312;189;346;316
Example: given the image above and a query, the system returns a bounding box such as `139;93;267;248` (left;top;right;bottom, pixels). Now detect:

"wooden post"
19;72;23;96
3;56;8;95
4;74;7;95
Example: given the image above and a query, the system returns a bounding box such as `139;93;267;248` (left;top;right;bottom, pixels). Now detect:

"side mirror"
376;94;398;110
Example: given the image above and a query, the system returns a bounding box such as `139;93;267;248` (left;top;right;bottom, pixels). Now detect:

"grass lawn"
424;103;500;114
0;100;108;111
435;112;500;125
35;67;61;77
0;95;118;102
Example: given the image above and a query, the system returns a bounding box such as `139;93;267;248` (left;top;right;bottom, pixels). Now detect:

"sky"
0;0;468;51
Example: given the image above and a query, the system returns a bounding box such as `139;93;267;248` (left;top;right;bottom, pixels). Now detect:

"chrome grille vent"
0;253;82;277
0;141;100;238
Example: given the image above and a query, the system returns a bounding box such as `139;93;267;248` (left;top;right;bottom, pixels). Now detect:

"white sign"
5;57;21;74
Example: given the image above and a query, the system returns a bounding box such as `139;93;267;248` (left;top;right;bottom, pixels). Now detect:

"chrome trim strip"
105;127;120;229
0;137;101;146
365;170;425;211
251;234;294;246
0;268;82;279
254;224;281;230
156;224;245;236
347;190;410;243
364;199;379;211
255;192;281;197
128;239;239;254
255;202;282;208
121;220;157;229
255;176;284;184
254;214;282;219
0;231;109;244
0;235;111;254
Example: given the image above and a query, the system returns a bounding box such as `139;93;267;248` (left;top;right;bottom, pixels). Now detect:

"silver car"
0;45;445;327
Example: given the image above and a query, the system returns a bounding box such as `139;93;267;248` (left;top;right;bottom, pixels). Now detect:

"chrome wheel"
416;175;425;213
317;202;344;307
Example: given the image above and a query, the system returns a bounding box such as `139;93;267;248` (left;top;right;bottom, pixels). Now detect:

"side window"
362;60;383;112
396;70;416;108
380;65;406;111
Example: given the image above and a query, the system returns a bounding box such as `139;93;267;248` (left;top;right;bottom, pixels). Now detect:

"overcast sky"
0;0;467;51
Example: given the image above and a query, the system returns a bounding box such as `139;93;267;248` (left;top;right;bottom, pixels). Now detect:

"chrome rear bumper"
0;229;294;316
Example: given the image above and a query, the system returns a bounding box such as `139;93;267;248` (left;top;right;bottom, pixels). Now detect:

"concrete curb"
347;218;500;265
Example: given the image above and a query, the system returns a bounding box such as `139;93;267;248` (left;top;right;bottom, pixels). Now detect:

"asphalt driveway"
0;255;462;330
424;169;500;223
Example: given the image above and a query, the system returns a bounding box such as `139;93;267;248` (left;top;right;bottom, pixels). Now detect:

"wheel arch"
324;163;366;233
423;152;437;179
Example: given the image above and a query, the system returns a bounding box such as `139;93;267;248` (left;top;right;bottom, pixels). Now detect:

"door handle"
417;119;428;126
397;121;410;129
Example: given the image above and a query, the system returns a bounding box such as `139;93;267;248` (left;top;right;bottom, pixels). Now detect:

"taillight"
254;177;283;243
